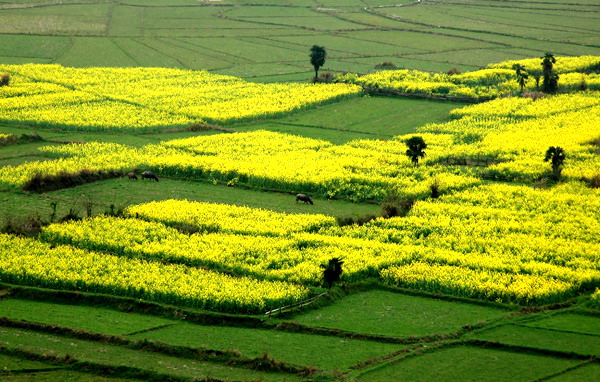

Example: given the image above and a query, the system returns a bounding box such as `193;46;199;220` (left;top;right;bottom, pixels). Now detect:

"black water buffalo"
296;193;313;205
141;171;159;182
127;172;138;180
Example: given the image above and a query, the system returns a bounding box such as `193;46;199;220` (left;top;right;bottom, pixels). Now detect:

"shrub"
317;72;334;83
588;174;600;189
381;197;415;218
430;178;441;199
521;91;545;100
579;76;588;91
375;62;397;69
0;73;9;87
1;216;44;236
23;169;123;193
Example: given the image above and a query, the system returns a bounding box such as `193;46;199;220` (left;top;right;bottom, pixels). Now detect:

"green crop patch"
291;290;509;338
0;353;58;372
548;363;600;382
0;327;302;382
523;313;600;337
357;345;582;381
108;6;144;37
0;35;71;60
0;298;176;336
0;4;111;36
130;322;404;370
110;38;185;68
470;325;600;357
2;371;136;381
56;38;138;68
278;96;460;137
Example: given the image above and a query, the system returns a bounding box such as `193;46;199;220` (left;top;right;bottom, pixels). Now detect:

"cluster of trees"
513;53;560;93
404;136;566;181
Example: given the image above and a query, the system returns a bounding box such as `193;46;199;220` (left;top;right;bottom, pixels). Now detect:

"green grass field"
1;1;600;381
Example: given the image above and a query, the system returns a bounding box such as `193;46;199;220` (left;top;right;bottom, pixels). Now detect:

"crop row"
0;233;308;314
337;56;600;100
124;199;337;236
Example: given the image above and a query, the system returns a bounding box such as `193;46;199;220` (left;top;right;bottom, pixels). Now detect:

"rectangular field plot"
108;5;143;37
0;353;58;372
523;313;600;336
0;35;71;60
0;327;301;382
248;71;314;83
226;6;328;19
548;363;600;381
0;4;111;35
214;63;307;79
111;38;185;68
270;34;411;58
0;298;176;336
291;290;510;338
403;48;544;69
357;345;581;382
235;122;379;145
341;30;498;52
130;322;404;370
56;38;138;67
184;37;305;63
131;38;234;69
345;56;480;72
237;15;368;31
2;370;136;382
279;96;461;137
471;325;600;357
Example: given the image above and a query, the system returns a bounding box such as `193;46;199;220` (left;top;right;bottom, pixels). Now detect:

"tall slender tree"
541;53;559;93
310;45;327;80
544;146;566;181
513;63;529;93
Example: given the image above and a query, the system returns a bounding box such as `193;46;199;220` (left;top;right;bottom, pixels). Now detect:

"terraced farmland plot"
1;0;599;78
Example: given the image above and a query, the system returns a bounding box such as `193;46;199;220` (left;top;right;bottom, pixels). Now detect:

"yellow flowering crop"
381;263;574;304
0;64;361;131
124;199;336;236
0;233;308;314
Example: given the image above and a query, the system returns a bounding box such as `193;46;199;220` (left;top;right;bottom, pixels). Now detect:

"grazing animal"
296;193;313;205
127;172;138;180
141;171;159;182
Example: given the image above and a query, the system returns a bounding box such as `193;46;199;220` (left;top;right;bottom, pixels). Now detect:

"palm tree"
541;53;559;93
310;45;327;80
513;64;529;93
544;146;566;180
322;257;343;289
405;136;427;165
